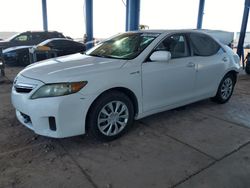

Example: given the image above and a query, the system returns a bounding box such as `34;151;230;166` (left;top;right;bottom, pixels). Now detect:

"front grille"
14;83;35;93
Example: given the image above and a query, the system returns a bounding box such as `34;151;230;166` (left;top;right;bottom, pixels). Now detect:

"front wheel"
212;73;236;104
87;91;134;141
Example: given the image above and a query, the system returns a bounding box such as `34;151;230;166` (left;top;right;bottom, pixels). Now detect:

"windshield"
86;32;159;60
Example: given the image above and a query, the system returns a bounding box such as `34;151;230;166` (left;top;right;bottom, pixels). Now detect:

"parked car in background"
244;44;250;49
245;52;250;74
3;38;86;66
246;61;250;74
0;31;66;50
36;38;86;58
0;49;4;76
202;29;234;47
12;30;240;141
3;45;32;66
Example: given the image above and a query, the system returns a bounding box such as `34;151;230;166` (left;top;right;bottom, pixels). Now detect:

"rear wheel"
212;73;236;104
87;91;134;141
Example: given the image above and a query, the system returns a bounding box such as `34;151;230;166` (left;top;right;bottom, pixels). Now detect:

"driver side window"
156;34;190;59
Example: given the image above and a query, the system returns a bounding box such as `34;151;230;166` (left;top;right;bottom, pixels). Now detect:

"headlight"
31;81;87;99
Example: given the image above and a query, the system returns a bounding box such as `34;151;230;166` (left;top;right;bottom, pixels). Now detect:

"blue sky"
0;0;246;38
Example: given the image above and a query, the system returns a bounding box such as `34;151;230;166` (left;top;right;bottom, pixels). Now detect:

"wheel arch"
212;69;238;104
224;70;238;83
212;69;238;99
85;87;139;131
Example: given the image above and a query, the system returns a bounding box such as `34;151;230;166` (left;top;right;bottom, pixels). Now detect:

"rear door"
188;33;227;98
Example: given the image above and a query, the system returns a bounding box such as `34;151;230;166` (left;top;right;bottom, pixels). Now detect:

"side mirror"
150;51;171;62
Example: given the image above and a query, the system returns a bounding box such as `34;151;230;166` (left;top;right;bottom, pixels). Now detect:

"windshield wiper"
87;54;112;58
87;53;126;60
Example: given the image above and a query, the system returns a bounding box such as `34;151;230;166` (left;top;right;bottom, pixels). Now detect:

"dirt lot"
1;67;250;188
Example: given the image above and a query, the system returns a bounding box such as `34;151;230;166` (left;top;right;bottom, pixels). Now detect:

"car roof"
130;29;209;35
25;31;62;33
129;29;230;45
37;38;77;46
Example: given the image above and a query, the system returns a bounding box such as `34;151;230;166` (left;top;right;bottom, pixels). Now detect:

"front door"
142;34;196;112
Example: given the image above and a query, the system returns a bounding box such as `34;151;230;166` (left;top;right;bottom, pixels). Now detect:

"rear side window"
189;33;220;56
48;32;64;38
49;40;73;47
32;33;43;40
49;40;64;47
32;32;49;40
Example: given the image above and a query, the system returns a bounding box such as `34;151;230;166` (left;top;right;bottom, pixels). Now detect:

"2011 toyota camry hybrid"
11;30;240;141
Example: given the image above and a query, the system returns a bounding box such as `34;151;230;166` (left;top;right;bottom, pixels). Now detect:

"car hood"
3;46;32;53
20;53;127;83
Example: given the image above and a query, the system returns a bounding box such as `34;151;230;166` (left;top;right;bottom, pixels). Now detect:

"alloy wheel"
97;101;129;136
221;77;233;100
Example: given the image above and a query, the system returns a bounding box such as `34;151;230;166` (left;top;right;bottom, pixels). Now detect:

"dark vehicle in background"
0;31;65;50
37;38;86;57
3;45;31;66
246;62;250;74
3;38;86;66
245;52;250;75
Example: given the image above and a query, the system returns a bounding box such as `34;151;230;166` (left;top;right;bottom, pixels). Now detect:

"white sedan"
11;30;240;141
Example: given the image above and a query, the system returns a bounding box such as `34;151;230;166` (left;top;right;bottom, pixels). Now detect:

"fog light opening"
49;117;57;131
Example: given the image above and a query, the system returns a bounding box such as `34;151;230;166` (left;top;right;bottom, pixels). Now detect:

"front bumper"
11;75;96;138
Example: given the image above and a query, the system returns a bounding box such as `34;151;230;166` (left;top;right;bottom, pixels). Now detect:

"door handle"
187;62;195;67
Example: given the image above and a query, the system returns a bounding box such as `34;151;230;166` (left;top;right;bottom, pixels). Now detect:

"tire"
212;73;236;104
87;91;134;141
246;63;250;75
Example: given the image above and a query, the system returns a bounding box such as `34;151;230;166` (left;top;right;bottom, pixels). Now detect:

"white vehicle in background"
201;29;234;47
11;30;240;141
